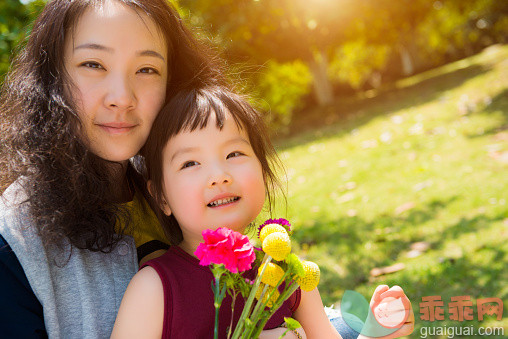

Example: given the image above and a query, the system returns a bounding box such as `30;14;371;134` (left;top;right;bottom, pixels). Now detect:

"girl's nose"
104;74;136;111
208;166;233;188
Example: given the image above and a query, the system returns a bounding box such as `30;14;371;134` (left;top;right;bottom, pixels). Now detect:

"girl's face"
159;113;266;249
64;1;168;162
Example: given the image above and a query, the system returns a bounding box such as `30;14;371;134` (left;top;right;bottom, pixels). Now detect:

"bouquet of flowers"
195;218;320;339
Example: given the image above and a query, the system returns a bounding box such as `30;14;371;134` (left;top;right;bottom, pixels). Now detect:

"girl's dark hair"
143;85;284;245
0;0;224;252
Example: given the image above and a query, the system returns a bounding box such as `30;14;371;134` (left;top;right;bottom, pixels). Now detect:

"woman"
0;0;222;337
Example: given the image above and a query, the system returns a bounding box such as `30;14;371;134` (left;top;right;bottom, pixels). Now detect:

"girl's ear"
147;180;172;216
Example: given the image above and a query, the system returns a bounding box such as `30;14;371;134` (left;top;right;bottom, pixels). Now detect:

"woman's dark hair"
143;85;284;245
0;0;225;252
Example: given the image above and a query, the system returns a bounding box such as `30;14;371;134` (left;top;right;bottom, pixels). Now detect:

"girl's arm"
111;267;164;339
293;288;342;339
259;326;307;338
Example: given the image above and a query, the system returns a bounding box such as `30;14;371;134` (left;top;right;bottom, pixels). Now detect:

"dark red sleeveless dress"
142;246;300;339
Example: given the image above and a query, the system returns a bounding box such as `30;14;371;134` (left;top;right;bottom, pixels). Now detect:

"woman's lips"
97;123;137;135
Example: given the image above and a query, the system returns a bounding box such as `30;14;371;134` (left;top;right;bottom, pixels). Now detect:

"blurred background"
2;0;507;337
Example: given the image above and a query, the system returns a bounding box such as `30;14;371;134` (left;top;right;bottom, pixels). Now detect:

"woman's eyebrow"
74;43;113;52
74;43;165;61
137;50;165;61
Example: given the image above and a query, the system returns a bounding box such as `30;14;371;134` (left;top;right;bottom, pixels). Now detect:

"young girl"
112;86;414;338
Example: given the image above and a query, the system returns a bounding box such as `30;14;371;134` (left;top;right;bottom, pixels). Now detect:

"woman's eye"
181;161;199;169
80;61;104;70
137;67;159;75
227;151;244;159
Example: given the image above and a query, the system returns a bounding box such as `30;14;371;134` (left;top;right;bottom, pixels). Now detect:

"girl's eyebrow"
224;137;251;147
74;43;165;61
170;137;250;163
170;147;199;163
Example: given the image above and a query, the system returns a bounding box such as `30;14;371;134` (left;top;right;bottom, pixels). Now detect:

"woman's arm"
0;235;47;338
293;288;342;339
111;266;165;339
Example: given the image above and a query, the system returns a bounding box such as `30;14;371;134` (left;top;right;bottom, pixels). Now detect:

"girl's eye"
181;161;199;169
137;67;159;75
80;61;104;70
227;151;244;159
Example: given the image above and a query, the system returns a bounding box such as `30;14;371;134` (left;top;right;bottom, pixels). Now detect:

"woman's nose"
104;74;136;111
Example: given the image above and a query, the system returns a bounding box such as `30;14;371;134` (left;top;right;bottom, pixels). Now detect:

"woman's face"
64;1;168;162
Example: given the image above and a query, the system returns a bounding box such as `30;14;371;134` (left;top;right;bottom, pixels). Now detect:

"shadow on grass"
292;198;458;304
467;88;508;138
431;212;507;252
280;63;492;148
380;247;507;338
349;210;507;337
296;196;508;309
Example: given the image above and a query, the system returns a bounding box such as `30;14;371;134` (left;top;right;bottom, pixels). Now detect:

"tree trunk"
309;50;334;106
399;44;414;76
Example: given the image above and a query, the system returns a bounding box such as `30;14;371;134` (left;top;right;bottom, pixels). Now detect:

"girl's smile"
207;194;241;208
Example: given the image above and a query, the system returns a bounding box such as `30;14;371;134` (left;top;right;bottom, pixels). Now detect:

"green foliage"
329;41;390;89
0;0;28;79
283;317;301;331
250;60;311;132
283;253;305;279
416;0;507;67
0;0;45;82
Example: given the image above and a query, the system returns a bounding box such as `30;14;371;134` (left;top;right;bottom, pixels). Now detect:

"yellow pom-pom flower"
258;262;285;287
262;232;291;261
297;260;320;292
259;224;288;243
255;283;280;308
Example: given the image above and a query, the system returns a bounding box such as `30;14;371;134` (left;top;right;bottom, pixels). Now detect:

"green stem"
214;274;220;339
250;282;300;339
246;269;292;337
227;292;237;339
278;329;290;339
248;284;269;323
231;255;272;339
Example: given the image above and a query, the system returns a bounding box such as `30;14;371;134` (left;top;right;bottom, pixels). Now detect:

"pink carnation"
195;227;256;273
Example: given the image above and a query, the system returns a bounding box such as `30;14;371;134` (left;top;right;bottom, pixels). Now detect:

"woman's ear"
147;180;172;216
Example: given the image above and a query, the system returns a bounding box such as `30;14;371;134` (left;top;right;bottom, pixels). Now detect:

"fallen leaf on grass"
413;180;433;192
494;132;508;141
406;241;431;258
370;263;406;277
488;151;508;164
395;202;415;215
410;241;430;251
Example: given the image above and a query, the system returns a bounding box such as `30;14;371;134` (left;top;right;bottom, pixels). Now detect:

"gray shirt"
0;181;138;338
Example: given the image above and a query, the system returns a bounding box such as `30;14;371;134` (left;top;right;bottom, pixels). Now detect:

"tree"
0;0;45;82
180;0;361;106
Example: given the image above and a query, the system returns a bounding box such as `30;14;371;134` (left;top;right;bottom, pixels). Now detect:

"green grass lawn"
266;44;508;338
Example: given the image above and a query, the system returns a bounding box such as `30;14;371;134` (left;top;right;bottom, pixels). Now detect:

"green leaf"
283;317;302;331
285;253;305;278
